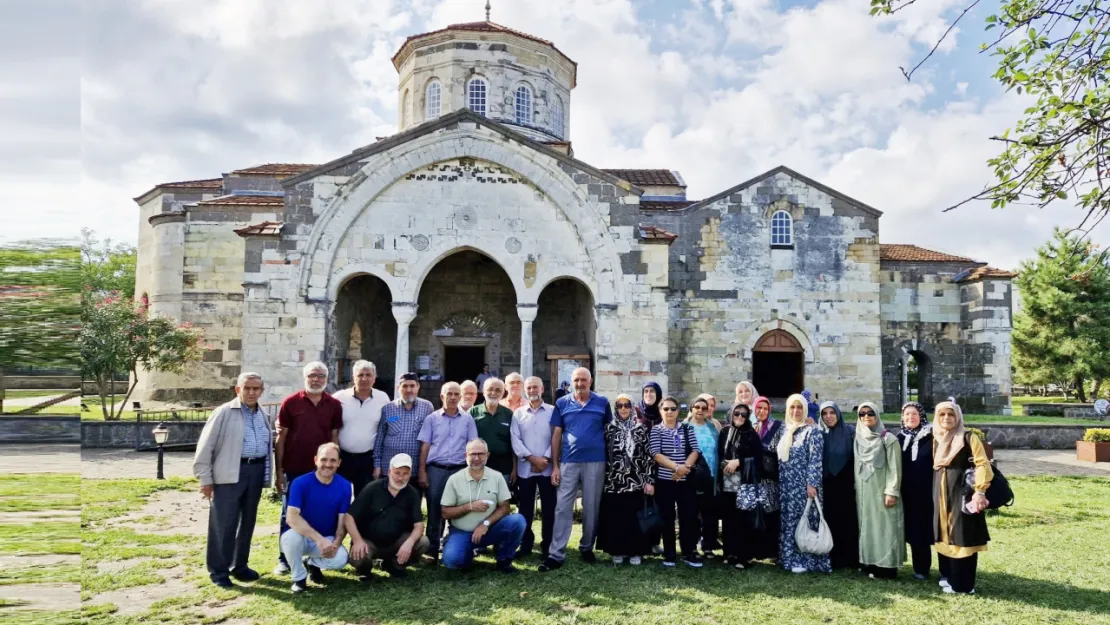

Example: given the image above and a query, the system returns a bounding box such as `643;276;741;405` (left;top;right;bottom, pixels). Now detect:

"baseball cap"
390;453;413;469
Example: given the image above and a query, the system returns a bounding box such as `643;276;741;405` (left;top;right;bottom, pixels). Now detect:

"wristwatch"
482;519;491;527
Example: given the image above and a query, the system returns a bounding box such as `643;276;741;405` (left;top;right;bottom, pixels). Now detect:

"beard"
526;393;542;402
389;478;408;490
305;382;325;393
467;460;485;470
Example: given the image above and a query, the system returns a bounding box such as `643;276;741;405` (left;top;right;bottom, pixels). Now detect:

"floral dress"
778;425;832;573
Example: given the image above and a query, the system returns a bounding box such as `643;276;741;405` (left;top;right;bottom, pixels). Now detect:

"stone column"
392;303;418;381
517;304;538;378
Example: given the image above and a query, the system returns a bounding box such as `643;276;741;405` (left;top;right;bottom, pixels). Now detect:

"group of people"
192;360;994;596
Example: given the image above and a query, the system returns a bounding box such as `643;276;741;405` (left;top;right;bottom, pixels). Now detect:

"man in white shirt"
334;360;391;496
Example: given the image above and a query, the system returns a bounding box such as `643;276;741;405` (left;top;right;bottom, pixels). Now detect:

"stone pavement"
1;393;81;408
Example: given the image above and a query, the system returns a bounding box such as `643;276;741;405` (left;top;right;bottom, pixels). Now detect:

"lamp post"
152;423;169;480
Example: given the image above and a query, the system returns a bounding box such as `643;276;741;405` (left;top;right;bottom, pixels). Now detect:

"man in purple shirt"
417;381;478;562
540;367;612;572
510;376;555;559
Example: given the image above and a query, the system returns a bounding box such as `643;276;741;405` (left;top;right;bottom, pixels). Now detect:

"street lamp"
152;423;169;480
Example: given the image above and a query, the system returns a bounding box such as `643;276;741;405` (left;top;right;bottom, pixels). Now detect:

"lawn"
69;474;1110;625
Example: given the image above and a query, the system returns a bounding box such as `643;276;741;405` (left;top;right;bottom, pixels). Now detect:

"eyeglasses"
615;403;632;409
732;411;748;418
859;411;876;417
661;407;678;412
306;374;327;380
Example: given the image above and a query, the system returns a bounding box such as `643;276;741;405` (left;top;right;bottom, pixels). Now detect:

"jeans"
441;514;526;569
278;529;349;582
277;471;309;564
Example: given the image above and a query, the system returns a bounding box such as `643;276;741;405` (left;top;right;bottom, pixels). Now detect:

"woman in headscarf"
802;389;819;424
854;402;904;579
598;394;655;565
932;401;992;594
898;401;934;580
717;402;761;569
777;393;829;574
687;396;721;557
639;382;663;427
817;401;858;570
734;381;758;408
750;395;782;561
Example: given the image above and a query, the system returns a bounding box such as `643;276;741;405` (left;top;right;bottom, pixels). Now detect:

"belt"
240;457;266;464
429;462;466;471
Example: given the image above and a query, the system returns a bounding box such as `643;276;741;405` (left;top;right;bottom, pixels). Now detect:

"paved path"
1;393;81;408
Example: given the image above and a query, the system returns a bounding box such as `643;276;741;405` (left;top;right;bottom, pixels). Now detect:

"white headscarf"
776;393;809;462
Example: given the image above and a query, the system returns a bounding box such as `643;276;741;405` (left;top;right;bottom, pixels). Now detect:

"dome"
392;21;577;142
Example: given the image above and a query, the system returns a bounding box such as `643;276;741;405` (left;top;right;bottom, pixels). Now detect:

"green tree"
1012;228;1110;403
80;294;204;420
870;0;1110;229
0;240;80;413
81;229;136;301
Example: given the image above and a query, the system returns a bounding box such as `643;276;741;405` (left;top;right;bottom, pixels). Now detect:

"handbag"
636;495;664;535
760;449;780;481
964;460;1015;510
736;484;759;510
794;497;834;555
682;425;715;494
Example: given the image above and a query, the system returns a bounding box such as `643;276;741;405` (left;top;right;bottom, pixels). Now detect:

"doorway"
444;345;486;383
751;329;804;398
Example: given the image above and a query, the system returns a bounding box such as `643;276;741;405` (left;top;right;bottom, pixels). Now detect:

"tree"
81;229;136;301
0;240;80;413
870;0;1110;234
1012;228;1110;402
80;294;203;420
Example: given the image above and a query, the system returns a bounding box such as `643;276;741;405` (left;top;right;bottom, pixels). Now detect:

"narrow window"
515;85;532;124
425;81;441;120
551;95;565;138
771;210;793;246
401;89;410;127
468;78;487;117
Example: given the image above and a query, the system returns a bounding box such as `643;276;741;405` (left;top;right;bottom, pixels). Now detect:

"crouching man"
345;453;430;581
279;443;351;593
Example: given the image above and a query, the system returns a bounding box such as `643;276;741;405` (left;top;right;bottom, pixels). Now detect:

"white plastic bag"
795;497;833;555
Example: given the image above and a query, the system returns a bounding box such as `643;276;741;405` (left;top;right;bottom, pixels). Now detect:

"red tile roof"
196;195;285;207
234;221;284;237
879;244;978;263
639;225;678;242
392;22;577;77
956;266;1018;282
230;163;319;177
640;200;694;210
603;169;681;187
132;178;224;202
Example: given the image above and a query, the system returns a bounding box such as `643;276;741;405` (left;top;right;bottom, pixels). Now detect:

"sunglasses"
615;403;632;409
859;411;876;417
732;411;748;417
661;406;678;412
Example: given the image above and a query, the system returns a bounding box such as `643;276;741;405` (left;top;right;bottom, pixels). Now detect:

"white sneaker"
612;556;625;565
942;586;955;594
791;566;807;574
273;561;290;575
939;578;951;589
630;556;642;566
652;545;664;555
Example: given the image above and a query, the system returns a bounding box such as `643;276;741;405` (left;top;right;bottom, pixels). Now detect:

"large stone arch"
406;240;529;306
741;316;816;363
298;128;623;306
327;261;402;303
531;269;600;306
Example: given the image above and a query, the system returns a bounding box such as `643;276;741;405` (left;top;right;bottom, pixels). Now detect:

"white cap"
389;453;413;469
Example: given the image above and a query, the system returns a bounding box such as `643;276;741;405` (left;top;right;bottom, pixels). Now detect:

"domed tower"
391;20;577;143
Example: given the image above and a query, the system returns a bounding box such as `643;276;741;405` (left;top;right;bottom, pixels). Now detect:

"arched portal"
331;275;395;393
410;250;518;402
752;329;804;399
533;278;596;402
902;349;933;408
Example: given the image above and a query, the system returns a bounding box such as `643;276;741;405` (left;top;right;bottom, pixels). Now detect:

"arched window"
514;85;532;124
771;210;793;247
551;95;565;138
467;77;487;117
425;80;441;120
401;89;410;127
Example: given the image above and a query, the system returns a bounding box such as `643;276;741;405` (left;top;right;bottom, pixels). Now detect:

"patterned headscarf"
612;393;639;457
932;401;967;468
777;393;809;462
899;401;932;462
854;401;888;481
753;396;775;440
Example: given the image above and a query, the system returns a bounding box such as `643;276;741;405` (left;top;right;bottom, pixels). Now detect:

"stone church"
132;20;1015;413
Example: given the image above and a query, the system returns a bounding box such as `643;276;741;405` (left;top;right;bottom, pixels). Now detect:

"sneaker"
868;573;876;579
792;566;808;574
305;560;324;584
611;556;625;565
230;568;260;582
211;576;234;588
734;562;746;570
652;545;664;555
942;585;955;594
382;562;408;579
684;555;704;568
497;560;518;574
291;579;307;593
538;557;564;573
663;559;676;568
273;560;290;575
939;578;951;589
580;550;597;564
357;574;373;583
629;556;642;566
913;573;927;581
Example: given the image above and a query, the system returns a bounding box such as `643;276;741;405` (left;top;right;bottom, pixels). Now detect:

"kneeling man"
280;443;351;593
439;438;526;573
345;453;430;581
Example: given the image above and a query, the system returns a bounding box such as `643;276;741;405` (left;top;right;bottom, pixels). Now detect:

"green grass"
72;475;1110;625
80;477;193;524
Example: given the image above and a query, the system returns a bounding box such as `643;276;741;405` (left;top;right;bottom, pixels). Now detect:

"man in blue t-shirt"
279;443;352;593
539;367;612;572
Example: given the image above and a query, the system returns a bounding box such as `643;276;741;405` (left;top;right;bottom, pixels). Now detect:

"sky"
2;0;1105;270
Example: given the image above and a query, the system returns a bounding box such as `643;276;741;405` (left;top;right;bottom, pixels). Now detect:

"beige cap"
389;453;413;469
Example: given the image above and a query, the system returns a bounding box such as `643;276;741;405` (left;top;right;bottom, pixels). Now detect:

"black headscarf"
721;402;761;460
639;381;663;425
817;400;854;477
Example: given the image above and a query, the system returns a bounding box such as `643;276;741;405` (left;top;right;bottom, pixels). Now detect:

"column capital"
516;303;538;324
391;302;418;325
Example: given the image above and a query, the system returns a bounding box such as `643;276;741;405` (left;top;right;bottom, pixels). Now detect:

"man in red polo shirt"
273;361;343;575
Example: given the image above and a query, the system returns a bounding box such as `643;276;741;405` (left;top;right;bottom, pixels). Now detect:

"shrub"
1082;429;1110;443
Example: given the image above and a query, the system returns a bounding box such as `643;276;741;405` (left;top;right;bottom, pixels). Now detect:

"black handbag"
683;425;715;494
965;461;1015;509
636;495;664;535
760;449;780;481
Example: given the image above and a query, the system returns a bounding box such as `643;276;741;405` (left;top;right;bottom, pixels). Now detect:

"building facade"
132;21;1015;413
